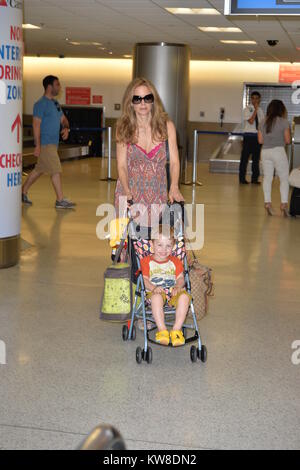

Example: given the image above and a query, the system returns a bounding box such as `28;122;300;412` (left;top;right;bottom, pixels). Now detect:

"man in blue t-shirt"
22;75;76;209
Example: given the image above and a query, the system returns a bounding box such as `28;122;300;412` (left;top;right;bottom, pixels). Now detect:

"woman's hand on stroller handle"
169;187;184;204
168;200;184;207
126;194;134;214
127;198;141;222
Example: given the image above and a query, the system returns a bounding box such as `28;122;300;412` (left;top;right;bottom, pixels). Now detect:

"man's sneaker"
62;197;76;206
55;198;76;209
22;193;33;206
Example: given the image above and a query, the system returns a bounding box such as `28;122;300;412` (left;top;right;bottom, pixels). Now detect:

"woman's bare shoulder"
116;142;128;159
167;120;176;139
167;120;175;131
117;141;128;149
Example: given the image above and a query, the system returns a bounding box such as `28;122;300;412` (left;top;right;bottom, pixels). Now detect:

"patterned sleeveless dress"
114;142;168;223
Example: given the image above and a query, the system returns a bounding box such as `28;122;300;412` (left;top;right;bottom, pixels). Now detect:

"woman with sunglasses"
115;77;184;228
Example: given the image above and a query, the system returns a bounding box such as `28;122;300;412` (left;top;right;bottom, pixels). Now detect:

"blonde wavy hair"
116;77;169;144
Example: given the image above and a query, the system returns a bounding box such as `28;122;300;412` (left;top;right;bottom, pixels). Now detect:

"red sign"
92;95;103;104
0;0;7;6
279;65;300;83
66;87;91;105
11;114;22;143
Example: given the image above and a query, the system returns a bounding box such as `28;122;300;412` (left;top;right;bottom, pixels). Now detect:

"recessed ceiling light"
247;50;256;53
221;40;257;44
69;41;102;46
199;27;242;33
166;8;220;15
22;24;41;29
108;51;113;55
123;55;132;58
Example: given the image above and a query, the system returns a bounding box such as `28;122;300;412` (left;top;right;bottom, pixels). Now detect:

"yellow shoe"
170;330;185;347
156;330;170;346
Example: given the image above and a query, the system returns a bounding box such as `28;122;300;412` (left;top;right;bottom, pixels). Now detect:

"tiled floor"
0;158;299;450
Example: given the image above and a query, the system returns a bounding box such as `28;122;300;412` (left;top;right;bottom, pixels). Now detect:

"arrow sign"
11;114;22;144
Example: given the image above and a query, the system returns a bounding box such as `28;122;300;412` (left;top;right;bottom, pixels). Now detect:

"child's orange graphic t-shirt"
141;255;183;290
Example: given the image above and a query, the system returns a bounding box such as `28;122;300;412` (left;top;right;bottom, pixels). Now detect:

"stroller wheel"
146;347;153;364
136;347;143;364
122;325;129;341
190;345;198;363
200;345;207;363
131;325;136;341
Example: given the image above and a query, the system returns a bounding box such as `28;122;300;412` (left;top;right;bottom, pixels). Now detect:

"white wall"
190;61;280;123
23;57;289;123
23;57;132;118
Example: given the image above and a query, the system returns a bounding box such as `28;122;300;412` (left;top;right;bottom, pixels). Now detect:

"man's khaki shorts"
35;144;62;175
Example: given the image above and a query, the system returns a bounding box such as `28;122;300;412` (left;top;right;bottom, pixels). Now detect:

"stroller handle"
127;199;185;226
167;200;185;226
128;199;184;208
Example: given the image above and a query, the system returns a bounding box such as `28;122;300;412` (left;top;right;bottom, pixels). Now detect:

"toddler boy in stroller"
122;202;207;364
140;224;192;347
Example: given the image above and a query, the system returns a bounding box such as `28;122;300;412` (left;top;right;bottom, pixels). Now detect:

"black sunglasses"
132;93;154;105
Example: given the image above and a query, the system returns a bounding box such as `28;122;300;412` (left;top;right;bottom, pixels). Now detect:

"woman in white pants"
258;100;291;216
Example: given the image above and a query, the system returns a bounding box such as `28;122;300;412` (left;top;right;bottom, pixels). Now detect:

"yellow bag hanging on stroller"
109;218;129;248
100;220;132;322
100;263;132;322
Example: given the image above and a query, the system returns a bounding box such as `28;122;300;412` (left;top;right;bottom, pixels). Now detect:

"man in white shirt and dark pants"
239;91;265;185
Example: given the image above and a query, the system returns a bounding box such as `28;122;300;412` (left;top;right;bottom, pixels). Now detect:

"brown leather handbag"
188;252;213;320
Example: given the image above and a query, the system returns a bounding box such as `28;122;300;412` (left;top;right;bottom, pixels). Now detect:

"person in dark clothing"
239;91;265;185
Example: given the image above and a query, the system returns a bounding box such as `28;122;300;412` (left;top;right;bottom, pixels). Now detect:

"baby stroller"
121;202;207;365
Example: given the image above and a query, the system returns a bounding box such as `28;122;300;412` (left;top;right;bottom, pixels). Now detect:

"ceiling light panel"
198;27;242;33
220;40;257;44
166;8;220;15
22;24;41;29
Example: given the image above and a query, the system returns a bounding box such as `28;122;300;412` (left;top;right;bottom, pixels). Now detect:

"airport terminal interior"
0;0;300;451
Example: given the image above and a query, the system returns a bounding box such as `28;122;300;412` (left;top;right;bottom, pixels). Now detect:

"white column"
0;0;23;268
